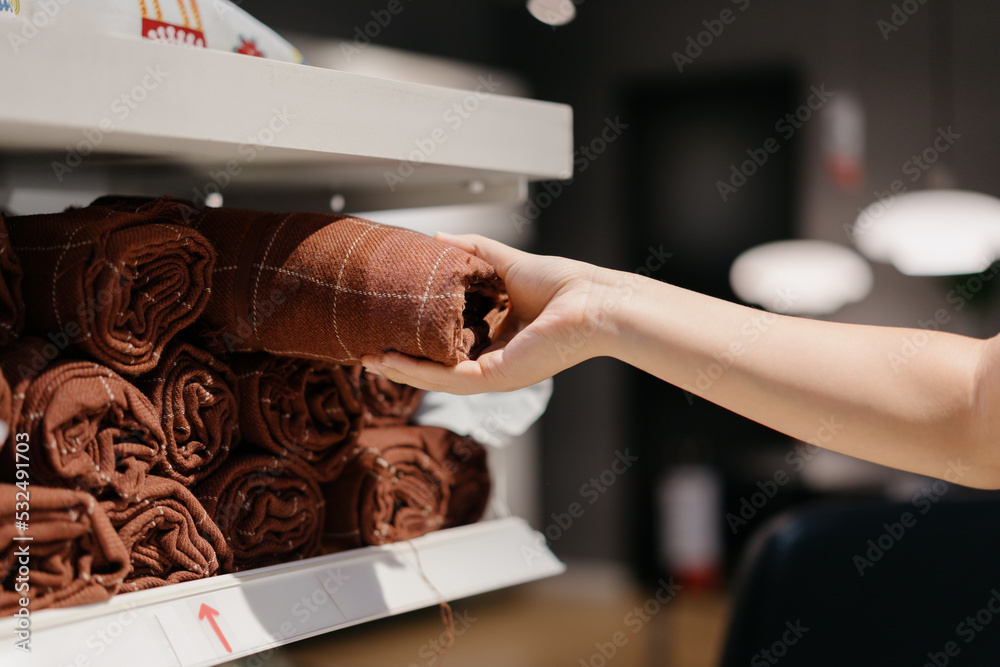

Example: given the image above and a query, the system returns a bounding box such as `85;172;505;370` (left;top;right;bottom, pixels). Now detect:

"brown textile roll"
440;433;492;529
348;365;425;428
139;342;239;486
0;339;165;500
187;205;507;365
194;454;324;571
4;200;215;375
233;355;364;482
101;476;232;591
0;367;11;451
0;213;25;348
0;484;129;615
322;426;491;551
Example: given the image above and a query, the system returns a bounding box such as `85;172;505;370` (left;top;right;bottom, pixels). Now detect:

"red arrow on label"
198;603;232;653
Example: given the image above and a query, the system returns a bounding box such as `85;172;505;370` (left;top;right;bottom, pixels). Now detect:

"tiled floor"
222;561;731;667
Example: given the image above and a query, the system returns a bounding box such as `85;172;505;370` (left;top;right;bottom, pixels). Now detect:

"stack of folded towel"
0;199;501;613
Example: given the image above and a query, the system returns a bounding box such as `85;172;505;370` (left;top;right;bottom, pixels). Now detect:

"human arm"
363;234;1000;488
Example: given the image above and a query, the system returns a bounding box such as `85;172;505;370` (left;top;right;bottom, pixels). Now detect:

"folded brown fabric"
0;213;25;348
185;205;507;365
233;355;364;482
194;454;324;570
440;434;493;529
0;484;129;615
101;476;232;591
349;365;425;428
322;426;491;551
0;366;11;450
139;342;239;486
4;200;215;375
0;339;165;500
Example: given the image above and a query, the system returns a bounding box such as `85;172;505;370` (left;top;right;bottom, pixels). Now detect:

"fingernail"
379;354;395;369
435;231;457;242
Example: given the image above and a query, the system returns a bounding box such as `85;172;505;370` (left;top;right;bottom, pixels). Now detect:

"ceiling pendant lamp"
526;0;576;26
729;240;873;316
852;1;1000;277
852;190;1000;276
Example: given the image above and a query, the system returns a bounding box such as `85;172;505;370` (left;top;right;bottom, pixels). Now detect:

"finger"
368;318;568;395
359;314;521;392
429;231;478;254
361;353;489;394
433;233;525;280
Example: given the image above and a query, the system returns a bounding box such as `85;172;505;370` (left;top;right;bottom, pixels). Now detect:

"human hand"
361;232;623;394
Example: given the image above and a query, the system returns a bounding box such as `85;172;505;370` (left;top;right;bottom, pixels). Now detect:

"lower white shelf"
0;517;563;667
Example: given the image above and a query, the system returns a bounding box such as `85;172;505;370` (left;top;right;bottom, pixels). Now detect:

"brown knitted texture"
0;339;165;500
0;367;11;451
5;200;215;375
0;214;25;348
194;454;324;571
440;433;492;529
349;365;425;428
101;476;233;590
233;355;364;482
322;426;491;551
140;342;239;486
187;206;508;365
0;484;129;615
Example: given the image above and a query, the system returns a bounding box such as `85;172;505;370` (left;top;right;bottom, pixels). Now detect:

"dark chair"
720;498;1000;666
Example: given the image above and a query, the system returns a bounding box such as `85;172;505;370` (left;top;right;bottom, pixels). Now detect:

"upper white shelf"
0;517;564;667
0;24;573;210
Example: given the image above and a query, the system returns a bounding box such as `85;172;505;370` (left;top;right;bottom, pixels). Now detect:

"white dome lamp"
526;0;576;26
852;1;1000;277
729;240;874;316
852;190;1000;276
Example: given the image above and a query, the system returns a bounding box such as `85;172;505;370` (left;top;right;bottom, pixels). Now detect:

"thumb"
434;232;524;280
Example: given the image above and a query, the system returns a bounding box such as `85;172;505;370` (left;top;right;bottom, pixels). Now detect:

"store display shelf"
0;23;572;211
0;517;563;667
1;20;572;667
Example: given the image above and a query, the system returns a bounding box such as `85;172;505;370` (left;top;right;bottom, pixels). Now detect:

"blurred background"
221;1;1000;664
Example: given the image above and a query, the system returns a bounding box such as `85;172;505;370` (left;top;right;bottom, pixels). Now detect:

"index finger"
434;232;525;280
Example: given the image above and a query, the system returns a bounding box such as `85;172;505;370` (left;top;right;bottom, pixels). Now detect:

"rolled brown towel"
0;339;165;500
348;365;425;428
4;199;215;375
322;426;491;551
139;342;239;486
186;205;507;365
101;476;232;590
0;213;24;348
0;366;11;450
0;484;129;615
233;355;364;482
194;454;324;571
440;433;493;529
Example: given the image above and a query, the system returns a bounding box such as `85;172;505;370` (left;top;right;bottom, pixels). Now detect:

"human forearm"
597;271;996;487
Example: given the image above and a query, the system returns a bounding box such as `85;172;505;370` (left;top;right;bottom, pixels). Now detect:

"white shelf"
0;24;573;211
0;517;564;667
1;25;571;666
